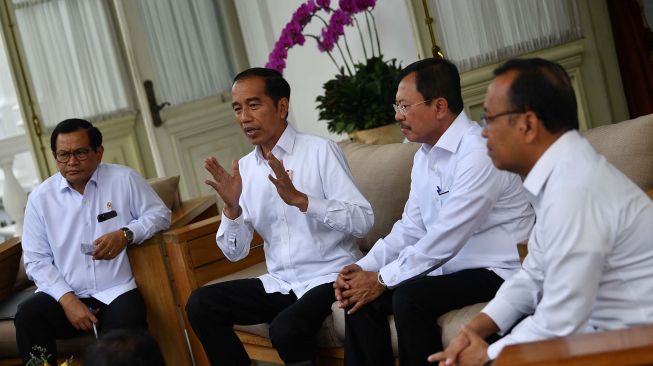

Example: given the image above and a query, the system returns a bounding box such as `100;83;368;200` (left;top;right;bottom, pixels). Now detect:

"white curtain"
430;0;582;71
14;0;133;127
137;0;235;105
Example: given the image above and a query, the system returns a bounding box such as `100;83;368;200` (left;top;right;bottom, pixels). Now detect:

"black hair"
494;58;579;132
50;118;102;153
233;67;291;106
396;58;464;114
82;329;165;366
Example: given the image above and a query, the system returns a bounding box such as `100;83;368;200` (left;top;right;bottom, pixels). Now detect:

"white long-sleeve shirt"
217;124;373;298
483;131;653;359
357;112;534;287
22;163;171;304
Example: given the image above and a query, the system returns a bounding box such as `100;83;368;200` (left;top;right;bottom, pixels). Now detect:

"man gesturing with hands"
186;68;373;366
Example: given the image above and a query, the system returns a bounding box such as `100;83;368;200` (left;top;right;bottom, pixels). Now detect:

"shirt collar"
254;123;295;163
523;130;580;198
58;163;101;192
420;111;473;154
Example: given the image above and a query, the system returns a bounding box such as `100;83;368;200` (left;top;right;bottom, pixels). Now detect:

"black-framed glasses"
55;148;92;163
392;99;432;116
479;110;524;128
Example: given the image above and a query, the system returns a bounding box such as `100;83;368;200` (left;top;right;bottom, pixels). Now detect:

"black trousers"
345;268;504;366
14;288;147;365
185;279;335;366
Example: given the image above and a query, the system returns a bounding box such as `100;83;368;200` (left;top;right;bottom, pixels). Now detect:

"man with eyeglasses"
15;118;171;366
334;57;535;366
429;59;653;366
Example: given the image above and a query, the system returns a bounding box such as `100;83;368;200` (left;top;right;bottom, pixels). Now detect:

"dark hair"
83;329;165;366
494;58;579;132
233;67;291;106
50;118;102;153
396;58;464;114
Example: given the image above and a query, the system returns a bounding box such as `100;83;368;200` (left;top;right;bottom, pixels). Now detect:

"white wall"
236;0;419;140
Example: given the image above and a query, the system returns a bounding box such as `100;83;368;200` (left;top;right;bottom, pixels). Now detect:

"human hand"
341;270;385;314
92;230;127;260
428;328;470;365
59;292;98;332
204;157;242;218
334;264;362;306
455;326;490;366
265;152;308;211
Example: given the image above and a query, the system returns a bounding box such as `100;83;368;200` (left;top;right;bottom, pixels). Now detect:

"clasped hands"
333;264;386;315
204;151;308;218
427;325;490;366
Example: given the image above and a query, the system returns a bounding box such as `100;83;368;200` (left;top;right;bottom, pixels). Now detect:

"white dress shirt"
22;163;171;304
217;124;374;298
483;130;653;359
357;112;534;287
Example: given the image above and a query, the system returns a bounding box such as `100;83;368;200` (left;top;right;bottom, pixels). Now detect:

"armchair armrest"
0;237;21;302
494;325;653;366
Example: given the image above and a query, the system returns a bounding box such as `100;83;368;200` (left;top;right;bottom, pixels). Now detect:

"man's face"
394;72;442;145
231;76;287;150
55;129;103;192
482;72;525;174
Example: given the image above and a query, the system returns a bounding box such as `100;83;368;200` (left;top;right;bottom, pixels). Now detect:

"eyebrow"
232;97;262;108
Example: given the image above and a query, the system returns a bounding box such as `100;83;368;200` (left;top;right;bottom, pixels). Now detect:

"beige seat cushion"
338;141;420;251
147;175;181;210
582;113;653;191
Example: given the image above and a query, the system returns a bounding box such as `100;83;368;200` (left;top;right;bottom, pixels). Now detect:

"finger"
266;152;287;179
205;179;220;192
427;351;445;363
204;157;228;179
231;160;240;179
268;174;280;187
347;300;364;315
334;288;342;301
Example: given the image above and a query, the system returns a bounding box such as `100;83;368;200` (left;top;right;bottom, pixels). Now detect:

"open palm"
204;157;242;209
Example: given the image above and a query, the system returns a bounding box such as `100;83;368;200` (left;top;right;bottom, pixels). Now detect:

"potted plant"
266;0;404;144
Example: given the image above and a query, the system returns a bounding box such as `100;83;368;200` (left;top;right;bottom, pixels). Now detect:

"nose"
395;110;405;122
238;107;253;123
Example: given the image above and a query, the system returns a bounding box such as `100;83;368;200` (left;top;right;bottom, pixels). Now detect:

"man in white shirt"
15;119;171;366
185;68;373;366
430;58;653;366
334;58;534;366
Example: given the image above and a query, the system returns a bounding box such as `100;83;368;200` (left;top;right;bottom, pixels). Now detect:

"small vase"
348;123;405;145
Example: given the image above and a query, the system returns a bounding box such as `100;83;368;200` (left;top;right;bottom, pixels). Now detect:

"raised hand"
266;151;308;211
204;157;242;219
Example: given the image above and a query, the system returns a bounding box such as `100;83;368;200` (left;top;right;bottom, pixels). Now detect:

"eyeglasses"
479;110;524;128
392;99;432;116
55;148;92;163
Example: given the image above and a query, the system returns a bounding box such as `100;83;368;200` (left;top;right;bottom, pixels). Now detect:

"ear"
278;97;289;120
433;97;449;119
521;111;540;144
96;145;104;162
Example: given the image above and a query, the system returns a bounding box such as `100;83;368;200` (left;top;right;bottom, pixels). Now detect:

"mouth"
398;123;411;134
243;126;260;137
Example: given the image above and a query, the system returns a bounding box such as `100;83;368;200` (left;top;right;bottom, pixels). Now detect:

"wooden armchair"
0;195;219;366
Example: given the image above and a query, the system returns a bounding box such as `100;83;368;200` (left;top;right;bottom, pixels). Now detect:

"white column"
0;155;27;235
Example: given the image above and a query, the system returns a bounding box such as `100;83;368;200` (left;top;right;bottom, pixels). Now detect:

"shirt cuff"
48;281;74;303
304;195;327;221
482;297;523;334
378;261;402;288
221;210;244;226
356;254;381;272
487;336;510;360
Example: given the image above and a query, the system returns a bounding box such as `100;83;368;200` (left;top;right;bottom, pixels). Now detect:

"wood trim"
0;237;21;301
494;325;653;366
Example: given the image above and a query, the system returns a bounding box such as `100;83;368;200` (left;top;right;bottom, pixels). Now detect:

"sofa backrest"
338;141;420;251
581;113;653;192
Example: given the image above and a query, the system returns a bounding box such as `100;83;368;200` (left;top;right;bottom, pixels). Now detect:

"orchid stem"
353;17;368;59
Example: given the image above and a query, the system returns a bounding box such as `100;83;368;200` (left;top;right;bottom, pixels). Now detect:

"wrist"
294;193;309;212
223;205;241;219
377;272;388;289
